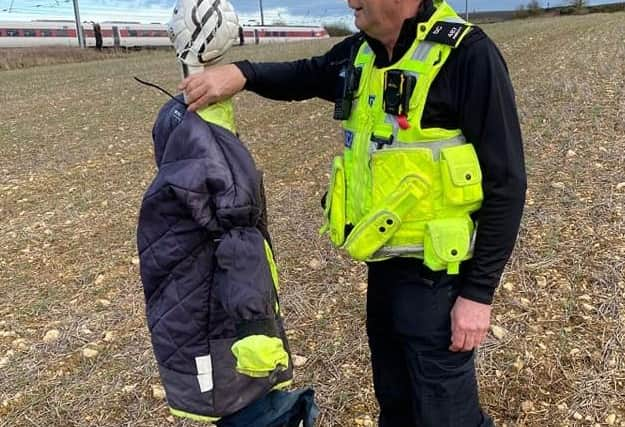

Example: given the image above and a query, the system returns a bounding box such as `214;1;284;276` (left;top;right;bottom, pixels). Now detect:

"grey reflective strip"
374;245;424;259
195;355;213;392
385;114;400;140
374;229;477;259
382;135;466;160
471;220;478;248
442;16;467;24
362;44;372;55
413;41;435;61
406;71;420;80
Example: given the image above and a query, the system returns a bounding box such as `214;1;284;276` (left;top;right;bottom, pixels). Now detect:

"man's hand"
178;64;247;112
449;296;492;352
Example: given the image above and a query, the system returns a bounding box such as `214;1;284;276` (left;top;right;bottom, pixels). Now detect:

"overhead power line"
3;0;70;11
1;2;353;27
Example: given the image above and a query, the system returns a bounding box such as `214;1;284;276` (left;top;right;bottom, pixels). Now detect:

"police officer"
92;22;103;50
239;25;245;46
180;0;526;425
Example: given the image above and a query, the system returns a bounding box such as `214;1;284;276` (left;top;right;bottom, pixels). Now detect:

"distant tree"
563;0;589;14
527;0;543;16
515;0;543;19
514;4;529;18
568;0;587;8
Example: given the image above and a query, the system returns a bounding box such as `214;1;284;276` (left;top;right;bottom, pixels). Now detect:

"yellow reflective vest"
322;1;484;275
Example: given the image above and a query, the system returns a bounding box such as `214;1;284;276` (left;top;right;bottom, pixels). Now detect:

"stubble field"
1;12;624;427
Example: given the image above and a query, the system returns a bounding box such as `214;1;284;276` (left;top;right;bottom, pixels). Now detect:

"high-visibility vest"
322;0;484;274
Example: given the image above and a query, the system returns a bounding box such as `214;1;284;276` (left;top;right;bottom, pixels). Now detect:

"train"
0;20;330;49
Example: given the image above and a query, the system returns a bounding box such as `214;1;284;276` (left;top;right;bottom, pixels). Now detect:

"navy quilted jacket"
137;96;292;419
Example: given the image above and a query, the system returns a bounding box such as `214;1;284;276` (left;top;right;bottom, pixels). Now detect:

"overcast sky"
0;0;619;24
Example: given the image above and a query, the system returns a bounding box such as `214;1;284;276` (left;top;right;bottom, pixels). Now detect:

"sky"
0;0;620;25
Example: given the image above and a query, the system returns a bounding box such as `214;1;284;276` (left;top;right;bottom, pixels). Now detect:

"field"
1;12;625;427
0;46;153;72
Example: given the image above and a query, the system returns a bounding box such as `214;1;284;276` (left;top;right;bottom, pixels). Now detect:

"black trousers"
367;258;494;427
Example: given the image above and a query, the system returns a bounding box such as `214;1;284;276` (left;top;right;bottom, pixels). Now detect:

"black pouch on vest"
333;65;362;121
383;70;417;116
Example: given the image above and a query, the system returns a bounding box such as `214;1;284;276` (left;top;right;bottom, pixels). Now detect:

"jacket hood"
152;94;187;167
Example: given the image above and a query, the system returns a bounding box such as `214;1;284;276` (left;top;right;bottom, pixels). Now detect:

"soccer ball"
167;0;239;75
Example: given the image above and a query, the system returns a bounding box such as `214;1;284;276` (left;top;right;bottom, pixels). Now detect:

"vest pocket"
344;209;401;261
423;217;474;275
371;148;434;221
344;174;429;261
440;144;483;206
322;156;347;247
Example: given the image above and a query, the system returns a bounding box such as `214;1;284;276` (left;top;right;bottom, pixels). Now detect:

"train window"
57;30;68;37
128;30;138;37
280;32;287;37
41;30;52;37
7;29;18;37
23;30;36;37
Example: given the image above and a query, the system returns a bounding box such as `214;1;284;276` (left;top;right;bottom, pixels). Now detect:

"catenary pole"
259;0;265;26
465;0;469;20
72;0;86;48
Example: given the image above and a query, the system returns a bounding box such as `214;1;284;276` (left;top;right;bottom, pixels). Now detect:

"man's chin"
354;18;365;32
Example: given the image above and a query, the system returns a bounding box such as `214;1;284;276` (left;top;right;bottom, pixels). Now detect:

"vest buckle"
371;133;394;150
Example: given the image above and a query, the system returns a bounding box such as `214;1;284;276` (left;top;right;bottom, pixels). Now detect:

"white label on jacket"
196;355;214;392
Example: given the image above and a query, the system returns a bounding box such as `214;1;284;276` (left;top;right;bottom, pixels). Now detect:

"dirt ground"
1;12;624;427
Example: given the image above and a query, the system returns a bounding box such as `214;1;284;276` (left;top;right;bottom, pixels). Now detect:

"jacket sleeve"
155;119;230;231
159;122;278;322
234;34;359;102
449;31;527;304
214;227;289;377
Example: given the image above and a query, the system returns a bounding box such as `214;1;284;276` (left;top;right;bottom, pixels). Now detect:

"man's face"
348;0;400;38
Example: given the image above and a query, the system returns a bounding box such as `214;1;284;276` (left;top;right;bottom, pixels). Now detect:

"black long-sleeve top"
234;2;526;305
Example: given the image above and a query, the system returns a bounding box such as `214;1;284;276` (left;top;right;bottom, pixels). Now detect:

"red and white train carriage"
0;20;329;48
241;25;329;44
